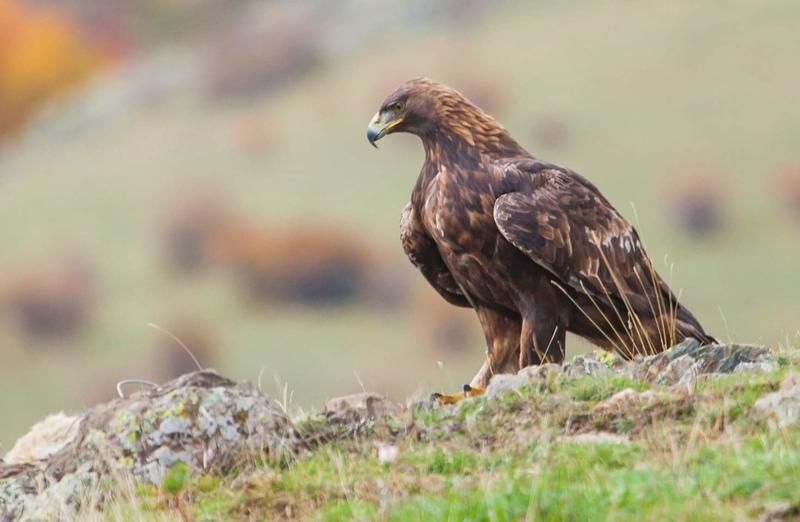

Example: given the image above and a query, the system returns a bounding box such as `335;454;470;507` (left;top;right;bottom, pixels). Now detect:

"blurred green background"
1;0;799;449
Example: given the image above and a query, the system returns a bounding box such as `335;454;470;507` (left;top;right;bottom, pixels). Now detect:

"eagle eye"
389;102;403;114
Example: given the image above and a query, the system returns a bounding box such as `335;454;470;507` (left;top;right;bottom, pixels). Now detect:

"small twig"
116;379;160;398
147;322;203;371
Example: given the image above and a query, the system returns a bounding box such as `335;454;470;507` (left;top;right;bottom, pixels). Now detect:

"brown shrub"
775;165;800;218
160;190;236;274
665;167;727;239
0;252;97;345
161;191;408;307
203;9;320;101
212;221;372;306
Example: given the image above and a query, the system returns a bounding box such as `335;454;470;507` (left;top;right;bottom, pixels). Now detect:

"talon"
464;385;485;398
431;385;485;405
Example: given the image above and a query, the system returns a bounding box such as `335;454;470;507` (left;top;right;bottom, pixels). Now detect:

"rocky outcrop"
484;340;777;399
628;339;777;385
0;370;297;521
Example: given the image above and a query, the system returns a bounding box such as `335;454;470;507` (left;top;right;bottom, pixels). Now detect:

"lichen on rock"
0;370;297;520
630;339;775;385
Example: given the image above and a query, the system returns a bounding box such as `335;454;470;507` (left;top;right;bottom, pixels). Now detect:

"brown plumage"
367;78;716;390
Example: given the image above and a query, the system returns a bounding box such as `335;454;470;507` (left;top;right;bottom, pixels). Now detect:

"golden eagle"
367;78;715;401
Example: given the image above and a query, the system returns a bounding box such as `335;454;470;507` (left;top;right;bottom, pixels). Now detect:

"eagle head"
366;78;522;154
366;77;446;148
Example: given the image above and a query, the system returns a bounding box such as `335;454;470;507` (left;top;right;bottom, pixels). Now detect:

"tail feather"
674;305;717;345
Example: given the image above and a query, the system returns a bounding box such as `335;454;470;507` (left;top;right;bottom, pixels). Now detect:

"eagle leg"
471;307;521;388
431;308;520;405
520;312;566;368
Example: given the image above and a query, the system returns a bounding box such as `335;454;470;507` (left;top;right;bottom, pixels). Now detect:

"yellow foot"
430;384;485;405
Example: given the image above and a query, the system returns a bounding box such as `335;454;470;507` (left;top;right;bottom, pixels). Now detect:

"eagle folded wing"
400;203;470;307
493;166;661;309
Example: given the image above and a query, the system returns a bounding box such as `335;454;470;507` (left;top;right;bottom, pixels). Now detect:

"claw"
431;384;485;405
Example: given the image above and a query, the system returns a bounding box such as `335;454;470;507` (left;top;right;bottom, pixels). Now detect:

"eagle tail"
673;305;718;346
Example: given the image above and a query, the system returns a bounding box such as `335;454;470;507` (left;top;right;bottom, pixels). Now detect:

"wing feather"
493;161;714;345
493;165;659;309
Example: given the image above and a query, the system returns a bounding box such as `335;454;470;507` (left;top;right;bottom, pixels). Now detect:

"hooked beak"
366;111;403;148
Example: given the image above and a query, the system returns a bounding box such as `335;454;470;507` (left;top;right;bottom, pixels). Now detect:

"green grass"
563;375;650;402
2;0;800;447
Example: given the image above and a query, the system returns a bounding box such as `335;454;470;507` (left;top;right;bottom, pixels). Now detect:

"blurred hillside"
1;0;799;449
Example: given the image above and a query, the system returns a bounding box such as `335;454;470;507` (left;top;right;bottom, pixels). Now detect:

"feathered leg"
519;312;566;368
433;306;520;404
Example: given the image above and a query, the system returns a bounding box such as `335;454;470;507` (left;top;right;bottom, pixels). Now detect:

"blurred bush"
161;190;405;307
210;221;372;306
665;167;727;240
161;190;236;274
0;251;97;346
775;165;800;219
203;7;320;101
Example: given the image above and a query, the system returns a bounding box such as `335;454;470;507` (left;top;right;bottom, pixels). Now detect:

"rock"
376;444;400;464
0;370;297;520
485;374;530;398
485;363;562;398
3;413;81;465
564;356;613;378
592;388;659;413
631;339;774;385
324;392;401;419
518;363;562;380
734;361;780;374
779;372;800;391
753;372;800;429
759;500;800;522
657;354;700;386
558;432;630;445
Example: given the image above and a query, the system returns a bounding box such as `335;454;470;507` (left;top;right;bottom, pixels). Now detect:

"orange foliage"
0;0;105;138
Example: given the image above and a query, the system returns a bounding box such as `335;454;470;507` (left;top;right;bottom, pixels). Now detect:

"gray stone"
592;388;660;413
631;340;774;385
754;372;800;429
485;363;562;398
485;374;530;398
734;360;780;374
558;432;630;445
518;363;562;380
564;356;613;378
324;392;401;419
